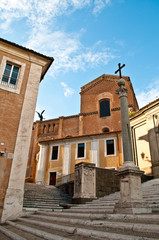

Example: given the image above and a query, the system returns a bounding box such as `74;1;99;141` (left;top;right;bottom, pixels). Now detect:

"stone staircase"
23;183;72;210
0;179;159;239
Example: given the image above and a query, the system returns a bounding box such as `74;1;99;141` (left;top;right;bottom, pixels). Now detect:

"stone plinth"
115;161;152;214
73;162;96;204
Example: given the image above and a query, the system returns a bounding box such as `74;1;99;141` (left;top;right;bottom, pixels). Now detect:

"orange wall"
70;142;91;174
99;139;121;170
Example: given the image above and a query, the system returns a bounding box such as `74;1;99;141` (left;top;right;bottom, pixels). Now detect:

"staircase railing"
56;173;75;186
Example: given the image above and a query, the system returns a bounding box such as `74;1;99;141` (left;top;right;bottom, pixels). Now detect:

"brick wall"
0;51;30;213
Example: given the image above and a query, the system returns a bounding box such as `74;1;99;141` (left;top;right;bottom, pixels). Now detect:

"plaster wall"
130;99;159;177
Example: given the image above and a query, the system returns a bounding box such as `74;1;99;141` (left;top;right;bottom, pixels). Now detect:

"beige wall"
132;123;152;175
130;99;159;177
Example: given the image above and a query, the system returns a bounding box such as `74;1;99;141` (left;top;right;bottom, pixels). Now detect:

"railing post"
73;162;96;204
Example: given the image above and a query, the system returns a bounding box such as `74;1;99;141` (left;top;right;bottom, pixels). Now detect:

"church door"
49;172;56;185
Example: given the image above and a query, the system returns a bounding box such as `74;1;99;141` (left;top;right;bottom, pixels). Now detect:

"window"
2;63;20;88
51;146;59;160
102;127;109;133
100;99;110;118
77;143;85;158
0;56;26;94
105;138;116;156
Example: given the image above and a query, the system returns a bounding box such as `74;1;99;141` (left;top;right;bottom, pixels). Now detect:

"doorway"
49;172;56;185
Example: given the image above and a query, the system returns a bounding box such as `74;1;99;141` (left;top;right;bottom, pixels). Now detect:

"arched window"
102;127;109;133
100;99;110;118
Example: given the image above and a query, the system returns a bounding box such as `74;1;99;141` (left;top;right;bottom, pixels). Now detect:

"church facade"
28;74;138;185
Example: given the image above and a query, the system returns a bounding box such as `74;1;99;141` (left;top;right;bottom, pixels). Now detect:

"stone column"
73;162;96;204
115;78;152;214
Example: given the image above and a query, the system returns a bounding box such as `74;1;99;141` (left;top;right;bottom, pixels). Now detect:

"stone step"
74;202;116;207
1;217;152;240
23;183;72;210
24;200;69;204
63;208;114;213
70;205;114;209
5;220;71;240
23;208;63;212
90;200;118;204
37;210;159;224
24;195;71;201
97;198;119;202
0;225;27;240
24;194;69;197
1;179;159;239
15;216;159;239
144;198;159;201
27;213;159;239
24;194;71;197
23;201;63;205
23;205;63;210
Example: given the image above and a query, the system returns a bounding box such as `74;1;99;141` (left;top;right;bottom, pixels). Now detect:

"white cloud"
0;0;92;31
136;80;159;108
0;0;111;31
0;0;115;75
25;28;115;76
93;0;110;15
61;82;75;97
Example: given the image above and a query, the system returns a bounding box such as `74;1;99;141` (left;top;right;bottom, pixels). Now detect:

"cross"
115;63;125;78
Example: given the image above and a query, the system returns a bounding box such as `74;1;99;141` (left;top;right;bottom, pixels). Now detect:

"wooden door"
49;172;56;185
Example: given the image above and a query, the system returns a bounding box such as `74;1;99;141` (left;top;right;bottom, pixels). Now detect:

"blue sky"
1;0;159;120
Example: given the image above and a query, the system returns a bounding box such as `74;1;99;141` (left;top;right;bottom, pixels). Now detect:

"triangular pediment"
80;74;130;94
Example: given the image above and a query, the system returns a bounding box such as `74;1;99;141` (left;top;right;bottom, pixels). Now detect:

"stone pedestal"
73;162;96;204
115;161;152;214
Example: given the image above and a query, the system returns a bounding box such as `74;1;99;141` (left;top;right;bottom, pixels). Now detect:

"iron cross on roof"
115;63;125;78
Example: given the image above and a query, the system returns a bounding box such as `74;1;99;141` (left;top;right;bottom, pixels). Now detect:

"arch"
102;127;110;133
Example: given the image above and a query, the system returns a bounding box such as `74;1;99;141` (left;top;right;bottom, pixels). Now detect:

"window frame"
76;142;86;159
99;99;111;118
105;137;116;157
50;145;59;161
0;56;26;94
2;62;20;87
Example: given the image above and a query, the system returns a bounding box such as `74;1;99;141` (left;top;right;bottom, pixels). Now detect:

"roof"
38;130;122;144
0;38;54;81
130;97;159;120
80;74;130;94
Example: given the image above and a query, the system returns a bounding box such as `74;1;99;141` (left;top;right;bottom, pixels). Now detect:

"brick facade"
28;74;138;185
0;38;53;222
